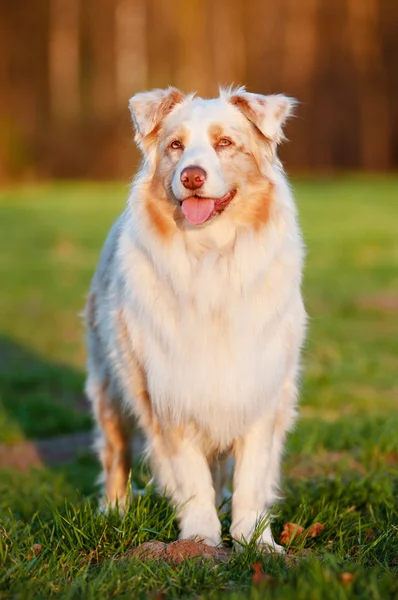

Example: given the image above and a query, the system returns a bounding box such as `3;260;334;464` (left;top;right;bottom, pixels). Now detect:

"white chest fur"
118;192;304;449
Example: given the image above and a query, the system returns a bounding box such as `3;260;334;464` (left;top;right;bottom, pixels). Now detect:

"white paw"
231;510;281;551
179;501;221;547
257;535;285;554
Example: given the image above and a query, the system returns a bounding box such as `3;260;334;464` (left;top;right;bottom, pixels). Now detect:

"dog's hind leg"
263;379;298;508
86;374;133;512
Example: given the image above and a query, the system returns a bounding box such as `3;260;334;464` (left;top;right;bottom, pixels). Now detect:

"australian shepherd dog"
85;86;306;552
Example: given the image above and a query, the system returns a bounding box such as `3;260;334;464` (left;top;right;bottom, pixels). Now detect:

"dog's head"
129;86;295;229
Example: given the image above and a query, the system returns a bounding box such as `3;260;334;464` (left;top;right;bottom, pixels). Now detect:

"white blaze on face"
167;98;237;203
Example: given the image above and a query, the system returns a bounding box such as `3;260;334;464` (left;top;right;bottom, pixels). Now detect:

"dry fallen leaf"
364;529;375;542
280;523;305;545
252;562;276;586
340;572;356;585
306;523;325;538
339;506;357;518
33;543;42;556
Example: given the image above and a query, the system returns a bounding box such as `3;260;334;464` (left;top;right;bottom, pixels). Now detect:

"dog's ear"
129;87;185;151
226;87;296;144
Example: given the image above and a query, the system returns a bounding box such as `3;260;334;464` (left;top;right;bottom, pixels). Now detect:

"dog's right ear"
129;87;185;152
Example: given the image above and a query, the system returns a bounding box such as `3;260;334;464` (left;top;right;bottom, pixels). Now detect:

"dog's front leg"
231;412;284;553
150;432;221;546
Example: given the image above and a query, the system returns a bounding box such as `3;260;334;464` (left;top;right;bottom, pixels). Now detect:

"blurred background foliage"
0;0;397;181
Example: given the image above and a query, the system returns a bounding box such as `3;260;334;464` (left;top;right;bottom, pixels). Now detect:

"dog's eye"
217;138;232;147
170;140;183;150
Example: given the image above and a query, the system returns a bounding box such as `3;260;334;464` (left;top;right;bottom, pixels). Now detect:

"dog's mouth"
180;190;237;226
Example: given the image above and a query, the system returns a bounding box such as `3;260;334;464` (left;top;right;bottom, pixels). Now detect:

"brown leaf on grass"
33;543;42;556
280;523;305;545
252;562;276;586
280;522;325;546
339;506;357;518
364;529;375;542
306;523;325;538
340;572;356;585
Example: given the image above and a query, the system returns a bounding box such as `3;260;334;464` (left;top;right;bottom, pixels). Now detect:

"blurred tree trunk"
280;0;319;169
309;0;361;169
49;0;80;123
211;0;246;88
244;0;284;93
347;0;391;169
115;0;148;106
0;1;11;178
174;0;215;96
86;0;116;119
146;0;176;89
379;0;398;166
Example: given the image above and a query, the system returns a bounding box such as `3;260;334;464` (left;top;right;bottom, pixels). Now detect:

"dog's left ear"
129;87;185;151
228;89;296;143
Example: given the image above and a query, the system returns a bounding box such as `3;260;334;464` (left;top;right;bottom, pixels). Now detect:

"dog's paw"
257;539;285;554
231;510;282;553
179;502;221;547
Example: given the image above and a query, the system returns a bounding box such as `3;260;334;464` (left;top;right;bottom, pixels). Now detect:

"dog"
85;86;306;552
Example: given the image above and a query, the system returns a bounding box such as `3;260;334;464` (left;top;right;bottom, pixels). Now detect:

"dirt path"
0;432;93;470
0;431;146;470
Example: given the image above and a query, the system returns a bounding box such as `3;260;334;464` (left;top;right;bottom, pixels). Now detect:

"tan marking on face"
164;124;189;152
143;122;162;152
216;134;274;232
144;166;177;241
143;124;190;239
208;123;224;146
236;180;274;232
145;193;175;241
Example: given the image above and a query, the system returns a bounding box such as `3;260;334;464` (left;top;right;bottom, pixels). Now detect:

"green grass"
0;176;397;598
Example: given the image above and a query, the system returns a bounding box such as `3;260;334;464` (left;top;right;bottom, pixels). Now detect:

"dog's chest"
123;234;294;445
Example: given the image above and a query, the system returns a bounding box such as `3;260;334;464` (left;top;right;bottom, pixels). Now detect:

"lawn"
0;176;397;599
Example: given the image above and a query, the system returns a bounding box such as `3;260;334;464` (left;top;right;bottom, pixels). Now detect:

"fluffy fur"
85;86;306;552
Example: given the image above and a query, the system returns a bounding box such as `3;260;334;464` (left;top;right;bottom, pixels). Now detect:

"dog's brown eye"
170;140;183;150
217;138;232;147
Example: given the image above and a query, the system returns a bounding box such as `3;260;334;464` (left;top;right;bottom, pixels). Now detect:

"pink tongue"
181;197;215;225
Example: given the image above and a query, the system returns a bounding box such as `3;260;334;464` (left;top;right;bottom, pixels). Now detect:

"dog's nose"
180;166;207;190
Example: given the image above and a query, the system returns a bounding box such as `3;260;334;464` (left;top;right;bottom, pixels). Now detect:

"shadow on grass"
0;335;93;466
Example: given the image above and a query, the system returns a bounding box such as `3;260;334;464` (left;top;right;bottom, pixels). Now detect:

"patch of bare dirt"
124;540;231;564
